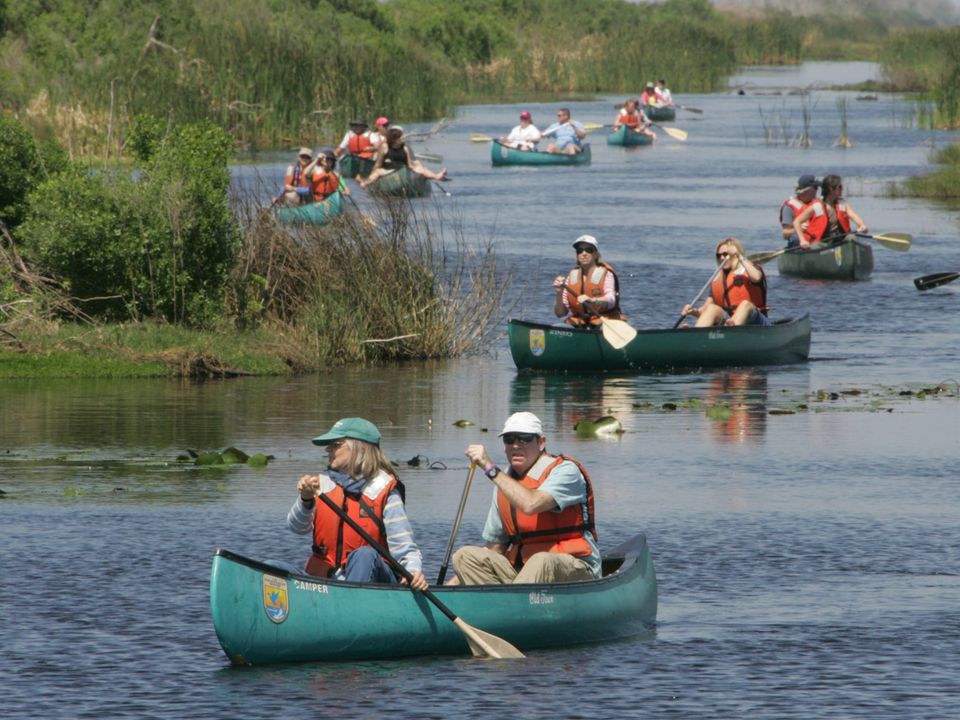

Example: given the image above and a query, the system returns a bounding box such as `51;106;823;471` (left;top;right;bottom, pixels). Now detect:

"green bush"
0;112;44;229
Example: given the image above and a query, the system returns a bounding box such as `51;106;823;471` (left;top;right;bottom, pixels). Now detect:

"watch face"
486;466;498;479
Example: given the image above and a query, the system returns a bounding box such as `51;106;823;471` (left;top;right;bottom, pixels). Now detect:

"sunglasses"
326;439;347;450
575;245;596;254
502;433;538;445
716;252;730;260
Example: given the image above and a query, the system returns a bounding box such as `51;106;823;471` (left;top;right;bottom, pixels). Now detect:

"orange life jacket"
711;267;768;315
310;170;341;202
802;199;851;243
564;263;623;327
497;454;597;569
619;111;642;130
348;132;375;159
781;196;809;221
306;471;401;578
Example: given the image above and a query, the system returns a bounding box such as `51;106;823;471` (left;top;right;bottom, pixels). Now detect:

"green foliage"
17;118;238;324
0;112;44;228
127;114;167;163
882;26;960;128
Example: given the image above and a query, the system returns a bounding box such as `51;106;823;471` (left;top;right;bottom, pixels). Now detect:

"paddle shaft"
436;464;476;585
749;233;848;265
673;264;723;328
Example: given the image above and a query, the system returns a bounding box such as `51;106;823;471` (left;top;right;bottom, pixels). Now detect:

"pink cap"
375;116;390;127
520;111;532;120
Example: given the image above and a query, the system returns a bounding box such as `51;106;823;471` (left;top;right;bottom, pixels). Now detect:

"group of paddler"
275;116;449;208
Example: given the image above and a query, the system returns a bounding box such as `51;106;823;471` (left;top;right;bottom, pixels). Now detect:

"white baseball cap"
572;234;598;250
499;412;543;437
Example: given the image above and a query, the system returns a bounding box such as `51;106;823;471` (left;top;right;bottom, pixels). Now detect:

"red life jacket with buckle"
564;263;623;327
306;471;402;578
497;454;597;569
348;132;375;159
310;170;341;201
802;199;851;243
710;267;768;315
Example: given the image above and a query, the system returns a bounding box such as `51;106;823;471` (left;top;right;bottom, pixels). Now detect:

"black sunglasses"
502;433;538;445
716;252;729;260
575;245;596;254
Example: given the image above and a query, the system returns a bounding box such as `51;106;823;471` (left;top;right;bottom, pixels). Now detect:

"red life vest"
710;267;768;315
306;471;400;578
781;196;809;221
564;263;623;327
310;170;341;201
496;454;597;569
619;111;642;130
802;199;851;243
348;132;375;159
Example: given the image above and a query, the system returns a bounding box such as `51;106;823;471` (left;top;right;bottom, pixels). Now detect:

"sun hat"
350;119;368;127
391;125;404;134
645;81;655;89
572;234;599;251
795;174;819;192
298;147;313;158
520;111;532;120
312;417;382;446
375;116;390;127
499;412;543;437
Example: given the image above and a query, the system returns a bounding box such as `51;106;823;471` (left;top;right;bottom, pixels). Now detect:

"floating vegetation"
574;416;623;439
452;419;474;428
176;447;274;468
704;404;733;422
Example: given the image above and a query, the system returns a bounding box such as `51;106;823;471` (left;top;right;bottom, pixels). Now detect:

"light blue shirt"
542;120;585;149
481;458;601;577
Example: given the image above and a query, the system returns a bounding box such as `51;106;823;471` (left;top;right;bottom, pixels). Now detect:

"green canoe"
209;534;657;664
273;192;343;226
368;166;431;198
777;237;874;280
490;139;592;166
645;105;676;122
607;125;654;147
508;316;811;372
338;153;375;179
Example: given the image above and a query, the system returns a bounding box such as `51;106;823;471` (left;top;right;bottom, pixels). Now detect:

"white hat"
572;234;598;250
499;411;543;437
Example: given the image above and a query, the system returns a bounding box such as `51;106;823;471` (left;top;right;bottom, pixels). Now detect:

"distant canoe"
607;125;654;147
490;139;592;167
209;533;657;664
368;167;431;198
508;316;811;372
339;154;375;179
777;237;874;280
273;192;343;226
645;106;676;122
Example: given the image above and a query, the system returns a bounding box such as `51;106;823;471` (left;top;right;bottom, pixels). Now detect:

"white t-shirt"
505;123;542;149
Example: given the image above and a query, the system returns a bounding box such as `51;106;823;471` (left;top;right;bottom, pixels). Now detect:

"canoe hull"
508;316;811;372
646;106;676;122
607;125;654;147
273;193;343;226
777;238;874;280
369;166;431;198
491;140;592;166
338;154;375;179
210;534;656;664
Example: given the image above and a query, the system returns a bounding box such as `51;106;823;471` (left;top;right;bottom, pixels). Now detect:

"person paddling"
278;147;314;206
334;119;377;160
542;108;587;155
613;98;656;141
553;235;624;328
792;174;868;249
680;237;770;327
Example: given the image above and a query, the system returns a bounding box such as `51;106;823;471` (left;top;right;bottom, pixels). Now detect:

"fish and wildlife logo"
530;329;546;357
263;574;289;623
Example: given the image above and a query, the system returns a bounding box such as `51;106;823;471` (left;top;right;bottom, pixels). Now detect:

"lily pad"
453;419;474;428
705;404;732;421
574;415;623;439
221;447;250;464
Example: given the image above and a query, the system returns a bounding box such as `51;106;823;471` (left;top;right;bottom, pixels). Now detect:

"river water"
3;63;959;718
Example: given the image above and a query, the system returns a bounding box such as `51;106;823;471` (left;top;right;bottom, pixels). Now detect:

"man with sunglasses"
450;412;600;585
542;107;587;155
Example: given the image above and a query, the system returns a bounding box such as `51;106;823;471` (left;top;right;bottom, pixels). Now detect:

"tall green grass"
881;26;960;129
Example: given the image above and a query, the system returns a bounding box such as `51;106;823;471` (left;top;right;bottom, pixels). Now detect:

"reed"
833;96;852;148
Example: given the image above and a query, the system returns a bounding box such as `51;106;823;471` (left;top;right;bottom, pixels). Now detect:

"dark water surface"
4;63;959;718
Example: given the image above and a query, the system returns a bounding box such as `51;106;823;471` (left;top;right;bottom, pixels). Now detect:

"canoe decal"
262;574;289;624
834;246;843;266
529;329;546;357
528;590;555;605
499;144;509;160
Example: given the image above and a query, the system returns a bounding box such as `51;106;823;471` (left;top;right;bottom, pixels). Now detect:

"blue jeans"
265;546;398;583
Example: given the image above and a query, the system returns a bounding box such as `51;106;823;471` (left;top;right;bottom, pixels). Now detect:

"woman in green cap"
285;417;428;590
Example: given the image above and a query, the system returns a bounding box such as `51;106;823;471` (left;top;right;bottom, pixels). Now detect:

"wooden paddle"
415;151;443;163
470;133;492;143
673;264;723;328
856;231;912;252
581;122;604;132
563;284;637;349
914;271;960;291
436;464;476;585
651;123;687;141
313;490;525;659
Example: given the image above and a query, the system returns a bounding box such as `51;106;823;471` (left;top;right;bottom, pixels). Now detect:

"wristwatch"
484;464;500;480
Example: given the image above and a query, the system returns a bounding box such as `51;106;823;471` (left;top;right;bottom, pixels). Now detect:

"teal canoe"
777;237;874;280
645;106;676;122
607;125;654;147
338;154;375;179
209;534;657;664
508;316;811;372
490;139;592;167
368;166;431;198
273;192;344;226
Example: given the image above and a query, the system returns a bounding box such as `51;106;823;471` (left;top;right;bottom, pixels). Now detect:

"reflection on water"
509;373;636;439
704;370;769;444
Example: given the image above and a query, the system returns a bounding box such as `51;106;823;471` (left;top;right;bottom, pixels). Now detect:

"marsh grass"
833;97;852;148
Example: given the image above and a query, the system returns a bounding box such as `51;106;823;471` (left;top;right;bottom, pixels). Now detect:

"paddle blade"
601;318;637;349
454;617;526;659
914;271;960;291
661;126;688;141
582;122;604;131
470;134;492;143
868;232;912;252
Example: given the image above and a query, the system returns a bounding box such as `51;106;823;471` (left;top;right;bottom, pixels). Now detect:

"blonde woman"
681;238;770;327
285;417;428;590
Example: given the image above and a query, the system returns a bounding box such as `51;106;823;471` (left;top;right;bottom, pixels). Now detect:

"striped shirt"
286;470;423;576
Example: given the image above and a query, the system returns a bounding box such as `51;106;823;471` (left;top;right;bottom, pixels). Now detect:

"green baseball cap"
312;417;381;446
